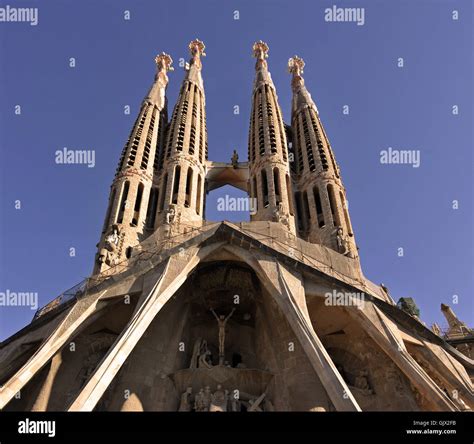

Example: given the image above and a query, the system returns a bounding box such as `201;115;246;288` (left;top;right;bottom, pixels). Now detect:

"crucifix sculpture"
210;307;236;365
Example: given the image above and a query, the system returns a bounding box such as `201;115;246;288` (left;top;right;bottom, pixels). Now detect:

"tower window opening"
313;186;325;228
286;175;294;216
116;181;130;224
102;188;116;233
295;117;304;174
199;100;204;162
310;112;329;171
273;168;281;204
302;114;315;172
125;246;133;259
261;169;269;208
295;191;303;232
302;191;310;231
154;114;165;171
159;173;168;211
327;184;341;226
274;99;288;162
340;191;352;235
131;182;144;227
196;174;202;215
172;165;181;204
185;167;193;208
145;187;159;230
141;114;155;170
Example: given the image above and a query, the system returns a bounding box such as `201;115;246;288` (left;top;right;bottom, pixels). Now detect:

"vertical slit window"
146;187;159;230
116;181;130;224
131;183;144;227
327;184;340;226
302;191;310;230
196;174;202;215
286;175;294;215
261;169;269;208
172;166;181;204
273;168;281;204
295;192;303;232
159;174;168;211
102;188;116;233
340;191;351;234
314;187;325;228
185;168;193;208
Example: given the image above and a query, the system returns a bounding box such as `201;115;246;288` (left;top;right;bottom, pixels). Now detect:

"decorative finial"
188;39;206;58
288;56;305;76
155;52;174;73
252;40;269;61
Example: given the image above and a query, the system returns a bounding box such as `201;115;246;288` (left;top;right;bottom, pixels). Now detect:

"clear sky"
0;0;472;341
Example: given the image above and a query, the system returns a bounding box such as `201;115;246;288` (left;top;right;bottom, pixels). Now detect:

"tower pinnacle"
251;41;275;92
94;49;172;274
252;40;269;66
288;55;305;75
184;39;206;91
288;56;305;91
189;39;206;57
155;52;174;76
188;39;206;69
247;41;296;232
288;56;355;256
157;40;208;231
146;52;173;107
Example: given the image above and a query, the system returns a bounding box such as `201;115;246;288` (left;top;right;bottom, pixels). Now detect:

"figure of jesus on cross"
211;307;236;366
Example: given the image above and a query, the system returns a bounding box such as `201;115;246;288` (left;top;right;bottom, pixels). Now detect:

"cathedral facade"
0;40;472;412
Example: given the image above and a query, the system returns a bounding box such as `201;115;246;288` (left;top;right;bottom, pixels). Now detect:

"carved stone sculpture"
202;386;212;411
231;150;239;168
198;349;213;369
194;388;206;412
209;385;228;412
211;307;236;365
354;370;373;394
178;387;193;411
165;205;176;225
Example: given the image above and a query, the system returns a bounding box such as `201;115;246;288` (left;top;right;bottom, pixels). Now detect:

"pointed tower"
288;56;356;258
3;42;474;416
154;39;208;234
248;41;296;233
94;53;173;274
441;304;471;336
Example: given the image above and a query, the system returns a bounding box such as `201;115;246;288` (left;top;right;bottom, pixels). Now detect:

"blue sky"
0;0;472;340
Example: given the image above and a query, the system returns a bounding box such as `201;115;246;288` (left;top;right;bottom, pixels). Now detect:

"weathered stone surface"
1;41;472;413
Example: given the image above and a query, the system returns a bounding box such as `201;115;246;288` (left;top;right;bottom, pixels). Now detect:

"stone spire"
288;56;318;115
146;52;174;107
288;56;357;258
441;304;470;335
94;52;173;275
185;39;206;91
155;39;208;232
247;41;296;232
